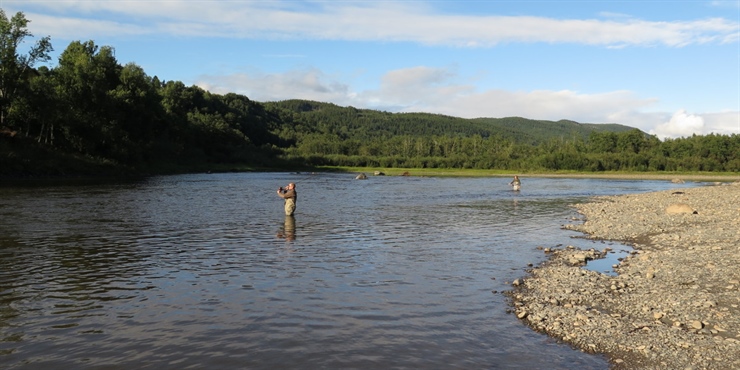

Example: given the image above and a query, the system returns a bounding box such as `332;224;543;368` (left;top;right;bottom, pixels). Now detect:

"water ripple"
0;174;700;369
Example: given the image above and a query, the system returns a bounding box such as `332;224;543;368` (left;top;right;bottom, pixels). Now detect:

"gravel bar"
507;181;740;369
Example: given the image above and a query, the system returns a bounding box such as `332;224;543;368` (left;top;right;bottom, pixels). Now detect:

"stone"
568;253;589;265
666;203;696;214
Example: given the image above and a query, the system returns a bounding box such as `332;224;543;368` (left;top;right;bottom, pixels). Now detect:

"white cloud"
710;1;740;10
647;110;740;139
365;66;472;108
650;110;740;139
702;111;740;135
18;0;739;47
18;12;151;39
195;68;352;104
650;110;705;139
355;67;657;124
195;66;740;139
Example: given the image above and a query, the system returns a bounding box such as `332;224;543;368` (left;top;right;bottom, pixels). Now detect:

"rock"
568;253;589;265
666;203;696;214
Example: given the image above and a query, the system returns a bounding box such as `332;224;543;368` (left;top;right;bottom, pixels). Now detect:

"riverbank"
320;166;740;182
508;181;740;369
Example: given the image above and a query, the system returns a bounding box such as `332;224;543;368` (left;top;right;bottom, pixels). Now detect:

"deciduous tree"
0;10;52;127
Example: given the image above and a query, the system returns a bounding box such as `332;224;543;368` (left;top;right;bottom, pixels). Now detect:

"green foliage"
0;10;53;127
265;100;739;172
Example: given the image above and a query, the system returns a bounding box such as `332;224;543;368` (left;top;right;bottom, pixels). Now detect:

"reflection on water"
0;173;700;369
277;215;296;241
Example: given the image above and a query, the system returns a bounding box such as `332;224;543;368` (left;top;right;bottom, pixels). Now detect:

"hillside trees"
108;62;165;163
54;41;124;158
272;108;739;172
7;66;57;143
1;11;285;171
0;10;52;128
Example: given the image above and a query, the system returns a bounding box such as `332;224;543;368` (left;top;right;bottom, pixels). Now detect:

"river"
0;173;700;369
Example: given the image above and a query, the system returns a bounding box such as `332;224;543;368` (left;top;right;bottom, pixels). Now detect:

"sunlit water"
0;173;700;369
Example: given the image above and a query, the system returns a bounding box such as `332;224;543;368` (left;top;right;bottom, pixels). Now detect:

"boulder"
666;203;697;214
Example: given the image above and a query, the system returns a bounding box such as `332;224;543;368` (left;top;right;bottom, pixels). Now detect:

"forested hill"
469;117;635;145
264;99;738;172
266;100;637;145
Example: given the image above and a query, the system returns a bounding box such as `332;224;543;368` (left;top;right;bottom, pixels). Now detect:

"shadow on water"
0;173;702;369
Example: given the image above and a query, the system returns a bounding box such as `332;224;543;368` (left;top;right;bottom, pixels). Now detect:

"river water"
0;173;699;369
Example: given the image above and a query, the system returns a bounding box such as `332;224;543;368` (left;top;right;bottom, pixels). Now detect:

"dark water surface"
0;173;700;369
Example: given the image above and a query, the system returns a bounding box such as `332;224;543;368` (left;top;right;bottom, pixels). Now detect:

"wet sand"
508;181;740;369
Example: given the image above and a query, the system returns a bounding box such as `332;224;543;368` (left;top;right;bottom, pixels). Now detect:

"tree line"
264;100;739;172
278;127;740;172
1;10;738;176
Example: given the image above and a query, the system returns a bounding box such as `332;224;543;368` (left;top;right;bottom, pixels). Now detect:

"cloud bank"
19;1;739;48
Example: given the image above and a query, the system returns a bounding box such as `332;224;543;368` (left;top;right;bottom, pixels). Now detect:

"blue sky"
5;0;740;139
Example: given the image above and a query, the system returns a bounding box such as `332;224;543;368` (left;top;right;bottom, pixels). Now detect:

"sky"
4;0;740;139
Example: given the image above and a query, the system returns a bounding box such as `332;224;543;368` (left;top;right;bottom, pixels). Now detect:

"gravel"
507;181;740;369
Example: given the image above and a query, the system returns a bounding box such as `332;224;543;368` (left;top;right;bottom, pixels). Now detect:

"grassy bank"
319;166;740;181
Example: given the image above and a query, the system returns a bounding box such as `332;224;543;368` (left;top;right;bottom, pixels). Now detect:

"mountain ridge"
265;99;638;144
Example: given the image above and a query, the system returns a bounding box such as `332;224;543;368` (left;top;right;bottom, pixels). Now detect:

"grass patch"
317;166;740;181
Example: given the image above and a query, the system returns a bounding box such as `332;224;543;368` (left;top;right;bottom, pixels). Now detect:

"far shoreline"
2;165;739;184
319;166;740;182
